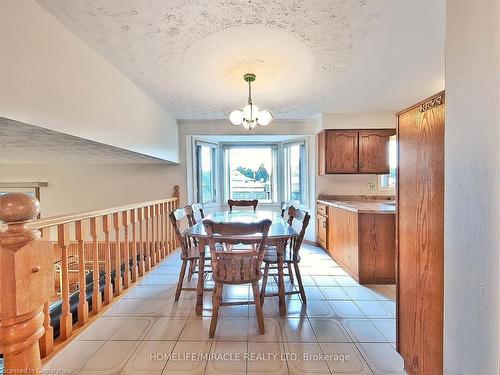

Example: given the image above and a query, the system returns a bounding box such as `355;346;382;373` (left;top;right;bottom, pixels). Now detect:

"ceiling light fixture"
228;73;273;129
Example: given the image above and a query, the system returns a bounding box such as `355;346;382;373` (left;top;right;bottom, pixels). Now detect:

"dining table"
183;210;298;316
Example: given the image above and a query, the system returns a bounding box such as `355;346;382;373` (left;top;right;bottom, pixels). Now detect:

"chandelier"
227;73;273;129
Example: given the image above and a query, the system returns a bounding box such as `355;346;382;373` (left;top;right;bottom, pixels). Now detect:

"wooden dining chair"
280;201;295;217
260;206;311;305
228;199;258;211
186;203;205;227
169;207;211;300
203;219;272;338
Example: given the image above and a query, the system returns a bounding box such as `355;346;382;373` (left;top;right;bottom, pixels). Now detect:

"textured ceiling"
37;0;445;119
0;117;172;164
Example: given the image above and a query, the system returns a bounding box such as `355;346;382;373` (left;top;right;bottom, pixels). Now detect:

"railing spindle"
113;212;123;296
159;203;165;258
90;217;102;313
102;215;113;305
130;209;139;282
138;207;145;276
38;301;54;358
75;220;89;324
57;223;72;339
122;210;131;288
144;206;152;271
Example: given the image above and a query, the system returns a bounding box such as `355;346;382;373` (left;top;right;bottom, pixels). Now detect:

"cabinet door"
325;130;359;173
358;129;395;174
317;214;327;249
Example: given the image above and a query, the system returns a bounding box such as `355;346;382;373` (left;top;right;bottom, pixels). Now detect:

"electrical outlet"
367;182;376;190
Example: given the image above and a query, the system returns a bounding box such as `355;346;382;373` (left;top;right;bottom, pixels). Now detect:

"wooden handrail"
0;185;180;372
27;196;178;230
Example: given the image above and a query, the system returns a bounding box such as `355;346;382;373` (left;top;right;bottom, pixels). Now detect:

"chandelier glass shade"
228;73;273;129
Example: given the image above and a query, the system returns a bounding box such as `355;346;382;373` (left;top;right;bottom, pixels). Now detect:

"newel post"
0;193;53;371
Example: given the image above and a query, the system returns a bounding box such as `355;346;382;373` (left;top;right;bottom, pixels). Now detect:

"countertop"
317;199;396;214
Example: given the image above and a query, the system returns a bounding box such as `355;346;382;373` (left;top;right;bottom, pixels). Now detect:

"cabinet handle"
32;265;41;273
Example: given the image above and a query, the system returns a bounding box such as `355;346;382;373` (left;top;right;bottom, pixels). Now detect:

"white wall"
0;0;179;162
444;2;500;374
317;112;396;197
0;164;181;217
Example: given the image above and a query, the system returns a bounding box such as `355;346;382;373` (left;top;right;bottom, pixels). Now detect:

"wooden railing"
0;186;179;371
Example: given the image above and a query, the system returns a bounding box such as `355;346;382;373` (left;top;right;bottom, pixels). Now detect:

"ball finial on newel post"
0;193;51;372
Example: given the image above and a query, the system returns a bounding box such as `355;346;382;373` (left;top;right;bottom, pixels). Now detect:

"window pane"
227;147;275;202
288;144;303;204
198;145;215;204
379;135;397;188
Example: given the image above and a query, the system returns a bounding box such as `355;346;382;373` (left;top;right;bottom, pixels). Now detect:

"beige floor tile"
218;303;250;317
123;285;175;299
213;317;249;341
76;317;154;341
178;317;212;341
145;317;188;340
205;341;247;374
121;341;175;375
284;342;330;375
44;340;105;371
369;319;396;342
162;341;211;375
341;319;387;343
305;300;336;318
280;318;316;342
329;301;365;318
248;341;289;375
380;300;396;315
103;298;171;317
248;317;282;342
309;318;351;343
354;301;393;318
333;276;359;287
81;340;139;374
301;286;325;300
342;286;377;301
321;287;350;300
140;273;180;286
355;343;405;375
160;299;195;317
320;342;373;374
312;275;338;287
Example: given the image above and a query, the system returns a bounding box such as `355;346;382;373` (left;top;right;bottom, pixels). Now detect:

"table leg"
276;239;286;316
196;238;206;315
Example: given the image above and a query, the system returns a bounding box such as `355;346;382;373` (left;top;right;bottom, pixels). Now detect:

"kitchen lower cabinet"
327;206;395;284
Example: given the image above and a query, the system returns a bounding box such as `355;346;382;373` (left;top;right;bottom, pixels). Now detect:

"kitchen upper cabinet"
358;129;394;174
325;130;359;173
318;129;396;175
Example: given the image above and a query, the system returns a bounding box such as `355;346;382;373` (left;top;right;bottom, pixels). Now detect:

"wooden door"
397;92;444;375
325;130;359;173
358;129;396;174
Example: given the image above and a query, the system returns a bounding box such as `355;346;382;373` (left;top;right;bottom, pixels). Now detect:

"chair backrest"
203;219;271;283
280;201;295;217
169;207;195;258
286;206;311;258
227;199;258;211
185;203;205;227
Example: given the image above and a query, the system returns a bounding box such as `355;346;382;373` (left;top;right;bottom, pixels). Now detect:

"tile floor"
43;244;405;374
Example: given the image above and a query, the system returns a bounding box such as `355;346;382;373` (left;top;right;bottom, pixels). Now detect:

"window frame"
378;134;397;190
221;143;279;205
191;137;310;209
194;141;218;206
283;140;308;206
